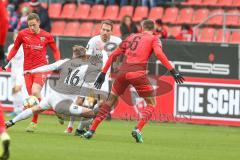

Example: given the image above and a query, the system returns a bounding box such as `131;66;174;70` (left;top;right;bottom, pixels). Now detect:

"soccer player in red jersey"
3;13;61;132
84;19;184;143
0;0;11;159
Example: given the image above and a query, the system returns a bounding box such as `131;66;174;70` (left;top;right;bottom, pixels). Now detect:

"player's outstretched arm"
48;36;61;61
153;38;185;84
30;59;67;73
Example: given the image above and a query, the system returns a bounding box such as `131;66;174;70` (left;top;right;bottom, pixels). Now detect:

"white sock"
13;92;24;114
67;116;74;128
12;108;33;123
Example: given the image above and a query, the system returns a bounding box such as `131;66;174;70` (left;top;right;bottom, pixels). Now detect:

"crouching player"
5;45;100;129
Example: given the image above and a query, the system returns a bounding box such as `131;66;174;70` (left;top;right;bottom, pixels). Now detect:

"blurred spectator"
120;0;140;7
16;6;29;31
96;0;116;5
120;15;138;39
142;0;156;8
154;19;168;39
175;24;194;41
9;0;25;11
30;0;51;32
7;3;20;32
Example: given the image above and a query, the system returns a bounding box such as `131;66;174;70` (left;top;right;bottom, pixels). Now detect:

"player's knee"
145;97;156;106
106;93;118;106
31;91;41;98
31;105;43;114
69;104;84;116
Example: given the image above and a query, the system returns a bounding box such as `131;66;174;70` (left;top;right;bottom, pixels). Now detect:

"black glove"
1;60;9;71
170;69;185;84
94;72;106;89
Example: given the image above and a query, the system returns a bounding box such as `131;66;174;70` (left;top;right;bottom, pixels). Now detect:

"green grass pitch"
6;115;240;160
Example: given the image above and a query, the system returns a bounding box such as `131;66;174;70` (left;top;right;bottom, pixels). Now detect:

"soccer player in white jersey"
5;45;98;129
65;20;122;135
7;33;27;116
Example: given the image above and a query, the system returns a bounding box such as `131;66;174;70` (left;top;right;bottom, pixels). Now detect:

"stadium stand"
88;4;105;20
42;0;240;43
103;5;119;20
48;3;61;19
132;6;149;22
60;3;77;19
63;22;80;37
73;4;90;20
148;7;164;21
78;22;94;37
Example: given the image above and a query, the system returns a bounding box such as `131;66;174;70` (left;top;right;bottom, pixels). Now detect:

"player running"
2;13;61;132
0;0;11;159
5;45;99;130
83;19;185;143
65;20;122;135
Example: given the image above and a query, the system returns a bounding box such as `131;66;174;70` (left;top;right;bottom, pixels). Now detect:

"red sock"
31;98;41;124
0;109;6;134
136;105;155;131
89;103;111;131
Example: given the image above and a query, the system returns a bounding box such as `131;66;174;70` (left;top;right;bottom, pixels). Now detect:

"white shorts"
11;73;25;87
39;89;77;111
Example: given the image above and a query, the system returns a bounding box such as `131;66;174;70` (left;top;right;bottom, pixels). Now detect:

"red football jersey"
7;28;61;70
0;0;8;45
103;32;173;73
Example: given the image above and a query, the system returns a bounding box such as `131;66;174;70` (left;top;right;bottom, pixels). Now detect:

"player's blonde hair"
72;45;86;58
27;13;40;22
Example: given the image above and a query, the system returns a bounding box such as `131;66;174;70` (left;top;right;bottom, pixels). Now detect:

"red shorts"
112;71;155;97
24;72;47;94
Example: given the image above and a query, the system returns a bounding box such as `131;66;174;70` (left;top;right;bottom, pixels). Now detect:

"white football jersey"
86;35;122;93
7;44;24;76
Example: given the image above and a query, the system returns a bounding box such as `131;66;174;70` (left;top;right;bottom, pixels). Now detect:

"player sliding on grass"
5;45;99;129
83;19;185;143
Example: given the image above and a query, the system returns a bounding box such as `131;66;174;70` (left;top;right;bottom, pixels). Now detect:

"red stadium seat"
191;8;209;25
60;3;77;19
63;22;80;37
162;7;179;24
78;22;94;37
214;29;230;43
217;0;233;7
176;8;194;24
230;32;240;43
170;26;181;37
198;28;215;42
226;10;239;26
232;0;240;7
133;6;149;22
48;3;62;19
202;0;218;6
148;7;164;21
73;4;90;20
103;5;119;20
113;24;121;37
117;6;134;21
181;0;202;6
207;9;224;26
88;5;105;20
92;23;102;36
41;2;48;9
51;21;66;36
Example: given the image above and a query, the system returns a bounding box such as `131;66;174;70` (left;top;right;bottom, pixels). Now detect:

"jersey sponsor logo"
40;36;45;42
171;61;230;75
175;82;240;121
